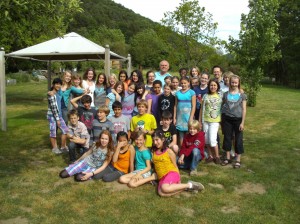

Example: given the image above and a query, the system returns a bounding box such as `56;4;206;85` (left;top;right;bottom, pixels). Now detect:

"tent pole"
0;48;7;131
47;61;51;90
127;54;132;77
105;45;110;78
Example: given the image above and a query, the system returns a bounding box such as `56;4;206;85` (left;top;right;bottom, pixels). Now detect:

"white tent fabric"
6;32;126;61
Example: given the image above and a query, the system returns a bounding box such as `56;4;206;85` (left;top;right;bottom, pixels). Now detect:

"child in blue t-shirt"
119;131;153;188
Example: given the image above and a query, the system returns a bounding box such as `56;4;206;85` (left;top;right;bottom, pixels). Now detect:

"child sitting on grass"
152;130;204;197
178;120;205;176
59;130;114;182
93;131;135;182
119;131;153;188
67;109;90;163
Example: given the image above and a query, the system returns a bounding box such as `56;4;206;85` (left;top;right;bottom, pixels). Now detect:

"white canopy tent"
0;32;132;131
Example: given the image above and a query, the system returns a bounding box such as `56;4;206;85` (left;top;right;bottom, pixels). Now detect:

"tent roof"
5;32;126;61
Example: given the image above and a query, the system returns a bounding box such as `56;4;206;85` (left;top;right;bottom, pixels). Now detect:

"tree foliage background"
0;0;299;94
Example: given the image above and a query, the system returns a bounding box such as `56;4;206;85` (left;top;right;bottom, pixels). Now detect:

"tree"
270;0;300;87
129;29;170;68
227;0;281;106
161;0;219;68
0;0;83;52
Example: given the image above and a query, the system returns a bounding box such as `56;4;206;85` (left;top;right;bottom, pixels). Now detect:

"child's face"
53;83;61;91
118;135;128;145
191;68;199;77
137;87;144;95
162;118;172;127
87;71;94;81
97;111;106;121
180;80;190;90
153;84;161;95
98;75;105;84
113;107;122;117
132;72;139;82
180;70;187;77
73;78;81;87
153;136;164;149
135;135;145;148
230;78;239;89
109;77;116;86
119;74;126;82
100;134;109;147
83;101;91;110
147;72;155;83
172;79;179;89
69;114;79;126
128;85;135;94
209;81;218;93
164;86;171;96
192;79;199;87
64;72;72;83
200;75;209;85
223;76;230;85
116;84;123;94
189;126;198;136
164;78;171;85
137;105;147;115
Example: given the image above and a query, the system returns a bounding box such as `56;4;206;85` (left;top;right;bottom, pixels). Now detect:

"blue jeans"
178;148;202;171
68;142;88;162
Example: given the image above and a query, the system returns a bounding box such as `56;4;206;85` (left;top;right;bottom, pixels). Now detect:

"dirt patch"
0;216;28;224
295;186;300;193
19;207;32;213
293;148;300;151
179;207;195;217
104;181;131;192
262;121;277;130
221;206;240;214
234;182;266;195
208;183;224;189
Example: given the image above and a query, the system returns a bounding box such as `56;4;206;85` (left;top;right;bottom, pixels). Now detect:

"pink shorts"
158;171;181;191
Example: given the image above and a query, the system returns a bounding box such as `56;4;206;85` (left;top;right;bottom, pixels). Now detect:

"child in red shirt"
178;120;205;176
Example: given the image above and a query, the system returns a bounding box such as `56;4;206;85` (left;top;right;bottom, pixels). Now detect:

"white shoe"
60;146;69;153
52;148;62;154
188;181;205;192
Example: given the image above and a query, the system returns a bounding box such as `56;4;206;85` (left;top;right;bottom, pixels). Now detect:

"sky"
112;0;249;41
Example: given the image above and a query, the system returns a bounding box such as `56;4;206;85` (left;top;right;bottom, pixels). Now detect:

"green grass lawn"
0;82;299;223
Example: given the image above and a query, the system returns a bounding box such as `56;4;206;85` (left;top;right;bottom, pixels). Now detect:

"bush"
6;72;32;83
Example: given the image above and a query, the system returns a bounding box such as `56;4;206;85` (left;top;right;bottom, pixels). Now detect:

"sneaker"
189;170;198;176
52;148;62;154
188;181;205;192
60;146;69;153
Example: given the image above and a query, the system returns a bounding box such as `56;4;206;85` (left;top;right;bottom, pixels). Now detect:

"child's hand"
81;172;93;180
239;123;244;131
117;141;127;148
47;90;54;96
132;174;140;181
178;155;185;164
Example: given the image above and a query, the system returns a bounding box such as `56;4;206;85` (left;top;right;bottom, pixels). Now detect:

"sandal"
233;161;241;168
221;159;231;166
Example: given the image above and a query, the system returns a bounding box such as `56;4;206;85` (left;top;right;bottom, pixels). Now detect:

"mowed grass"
0;82;299;224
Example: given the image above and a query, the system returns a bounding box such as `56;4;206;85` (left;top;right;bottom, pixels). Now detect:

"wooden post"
104;45;110;77
0;48;7;131
47;61;51;90
127;54;132;77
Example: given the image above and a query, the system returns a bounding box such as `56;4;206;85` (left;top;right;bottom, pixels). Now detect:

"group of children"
47;65;247;197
